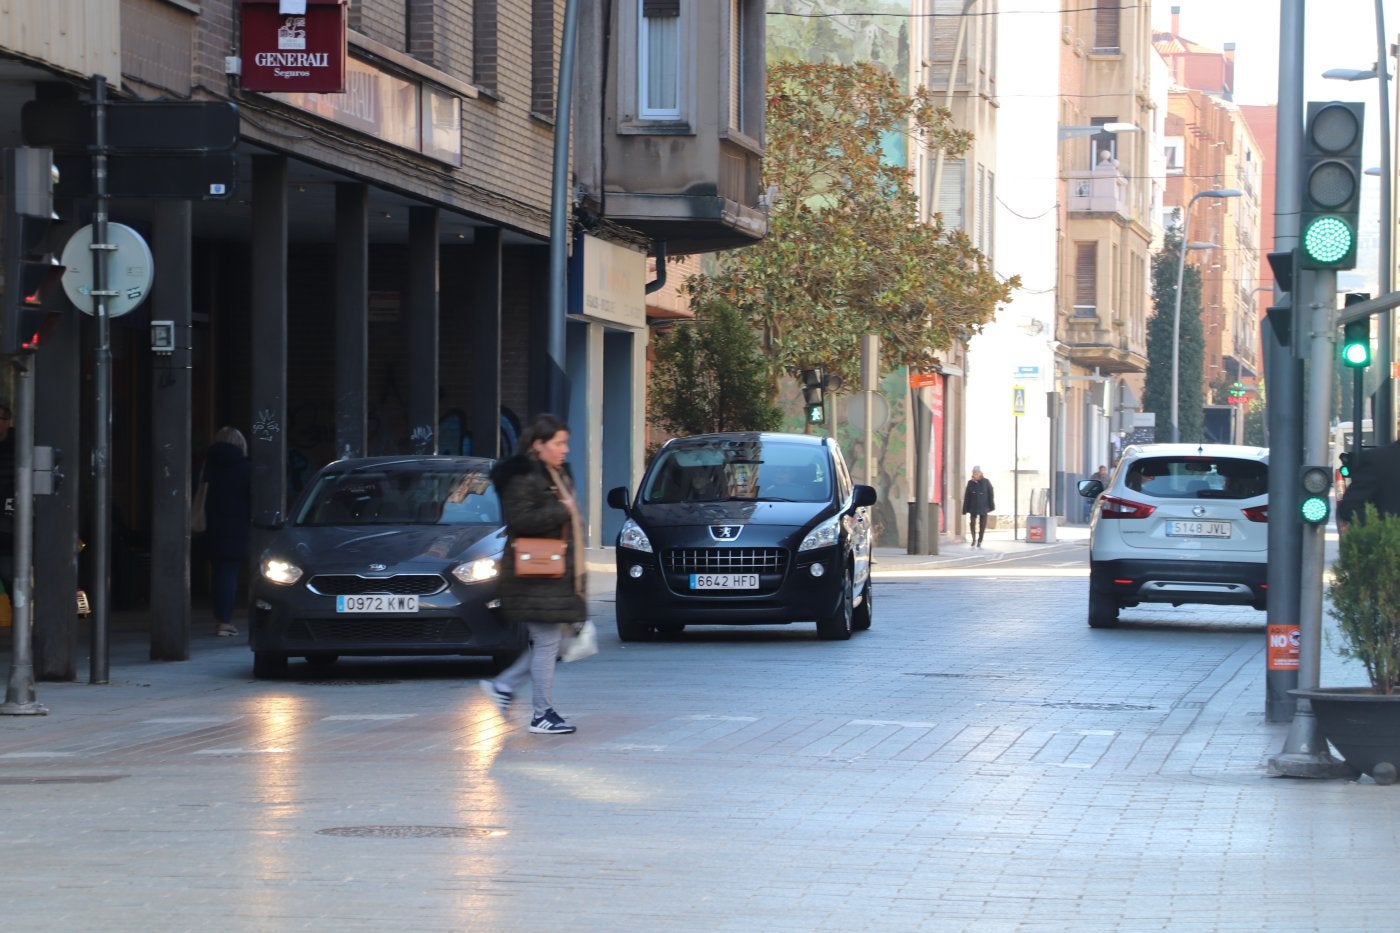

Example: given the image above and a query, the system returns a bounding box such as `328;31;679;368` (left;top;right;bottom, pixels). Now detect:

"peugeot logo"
709;525;742;541
368;563;388;572
1192;506;1207;518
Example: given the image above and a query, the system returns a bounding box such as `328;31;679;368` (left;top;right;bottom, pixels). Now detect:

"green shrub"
1329;504;1400;694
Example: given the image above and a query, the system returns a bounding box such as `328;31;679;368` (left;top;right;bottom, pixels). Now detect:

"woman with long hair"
480;413;586;734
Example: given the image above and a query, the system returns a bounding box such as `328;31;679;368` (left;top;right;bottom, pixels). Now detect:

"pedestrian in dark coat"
1338;439;1400;523
962;465;995;547
200;426;251;636
480;413;586;735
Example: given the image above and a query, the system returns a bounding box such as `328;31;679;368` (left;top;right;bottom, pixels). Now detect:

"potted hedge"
1295;504;1400;783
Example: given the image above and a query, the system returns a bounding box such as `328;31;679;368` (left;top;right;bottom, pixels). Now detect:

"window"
1074;242;1097;314
1094;0;1120;52
473;0;498;93
532;0;555;118
933;158;965;230
641;0;681;119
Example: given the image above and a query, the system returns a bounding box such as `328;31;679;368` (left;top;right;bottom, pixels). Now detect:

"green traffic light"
806;403;825;425
1302;215;1354;265
1301;495;1330;524
1342;318;1371;368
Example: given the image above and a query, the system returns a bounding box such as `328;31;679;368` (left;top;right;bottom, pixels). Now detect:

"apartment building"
0;0;765;675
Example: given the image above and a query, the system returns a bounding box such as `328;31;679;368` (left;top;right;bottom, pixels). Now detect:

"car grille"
288;617;470;644
664;547;788;575
307;574;448;596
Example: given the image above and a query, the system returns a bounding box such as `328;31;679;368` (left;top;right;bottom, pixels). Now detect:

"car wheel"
816;571;854;641
616;609;656;642
852;578;873;631
305;653;339;671
1088;589;1120;629
253;651;288;679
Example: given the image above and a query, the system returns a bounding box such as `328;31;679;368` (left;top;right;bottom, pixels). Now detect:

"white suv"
1077;443;1269;628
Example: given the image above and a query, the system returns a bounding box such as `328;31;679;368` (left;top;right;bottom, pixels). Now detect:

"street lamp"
1325;53;1394;444
1171;188;1243;443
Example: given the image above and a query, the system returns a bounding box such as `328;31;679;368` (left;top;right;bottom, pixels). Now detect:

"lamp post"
1171;189;1243;443
1325;48;1393;444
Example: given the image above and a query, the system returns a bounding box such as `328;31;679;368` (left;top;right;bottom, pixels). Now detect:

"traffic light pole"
1272;268;1349;777
0;355;45;715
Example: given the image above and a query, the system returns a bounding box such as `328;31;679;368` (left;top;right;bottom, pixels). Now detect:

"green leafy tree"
684;61;1017;394
648;298;782;436
1145;228;1205;443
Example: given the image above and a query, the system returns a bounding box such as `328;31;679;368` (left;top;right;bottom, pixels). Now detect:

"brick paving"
1;528;1393;932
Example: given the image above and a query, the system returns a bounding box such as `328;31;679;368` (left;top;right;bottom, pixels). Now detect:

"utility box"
1026;515;1057;543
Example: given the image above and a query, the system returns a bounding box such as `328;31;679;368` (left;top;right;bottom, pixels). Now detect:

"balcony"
1063;315;1147;374
602;137;768;254
1067;167;1130;219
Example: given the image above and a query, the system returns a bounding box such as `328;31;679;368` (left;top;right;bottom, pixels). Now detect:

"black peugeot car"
248;456;523;678
607;432;876;641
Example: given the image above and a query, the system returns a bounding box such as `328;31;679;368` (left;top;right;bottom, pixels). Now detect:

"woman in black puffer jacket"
480;413;586;734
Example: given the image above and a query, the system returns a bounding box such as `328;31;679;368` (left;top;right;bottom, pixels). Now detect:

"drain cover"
317;825;502;839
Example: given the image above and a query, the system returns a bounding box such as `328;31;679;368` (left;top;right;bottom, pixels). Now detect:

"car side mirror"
1077;479;1103;499
852;484;877;508
607;486;631;512
254;509;285;530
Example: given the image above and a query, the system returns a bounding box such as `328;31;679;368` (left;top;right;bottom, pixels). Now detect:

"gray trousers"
495;622;564;718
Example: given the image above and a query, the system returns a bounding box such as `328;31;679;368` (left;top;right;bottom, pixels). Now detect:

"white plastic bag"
559;620;598;662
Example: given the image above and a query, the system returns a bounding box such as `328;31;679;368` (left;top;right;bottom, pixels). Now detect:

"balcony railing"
1067;167;1130;218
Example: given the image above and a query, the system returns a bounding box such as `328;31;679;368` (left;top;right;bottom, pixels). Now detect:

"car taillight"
1098;495;1155;519
1242;504;1268;523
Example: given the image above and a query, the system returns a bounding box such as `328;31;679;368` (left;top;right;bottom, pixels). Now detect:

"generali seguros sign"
241;0;347;94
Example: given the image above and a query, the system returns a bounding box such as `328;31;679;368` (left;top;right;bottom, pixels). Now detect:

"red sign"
241;0;348;94
1267;624;1300;671
909;372;939;389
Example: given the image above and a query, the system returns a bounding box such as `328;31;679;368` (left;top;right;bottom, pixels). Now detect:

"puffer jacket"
491;454;586;626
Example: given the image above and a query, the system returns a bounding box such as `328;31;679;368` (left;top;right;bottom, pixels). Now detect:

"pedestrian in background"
200;426;251;637
962;465;995;548
481;413;586;735
1085;464;1109;521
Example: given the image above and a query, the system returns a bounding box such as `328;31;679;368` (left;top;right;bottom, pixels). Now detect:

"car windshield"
642;440;832;503
294;465;502;526
1123;456;1267;500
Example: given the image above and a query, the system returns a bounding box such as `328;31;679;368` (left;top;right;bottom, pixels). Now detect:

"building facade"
0;0;765;677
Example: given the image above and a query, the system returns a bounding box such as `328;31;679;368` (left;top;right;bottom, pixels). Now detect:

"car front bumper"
614;547;846;625
249;586;519;658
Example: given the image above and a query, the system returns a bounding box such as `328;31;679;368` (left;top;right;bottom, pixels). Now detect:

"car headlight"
799;516;840;552
618;517;653;553
261;557;303;586
452;557;500;584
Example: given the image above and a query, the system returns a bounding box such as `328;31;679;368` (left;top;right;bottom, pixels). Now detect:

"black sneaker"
528;709;576;734
479;679;511;714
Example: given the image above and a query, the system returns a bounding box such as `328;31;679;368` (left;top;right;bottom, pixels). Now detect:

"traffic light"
1300;101;1364;270
1300;464;1332;525
1265;250;1295;347
800;367;826;425
1342;317;1371;368
2;147;64;354
1339;451;1353;480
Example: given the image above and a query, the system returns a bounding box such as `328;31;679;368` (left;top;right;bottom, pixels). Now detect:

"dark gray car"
607;433;876;641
